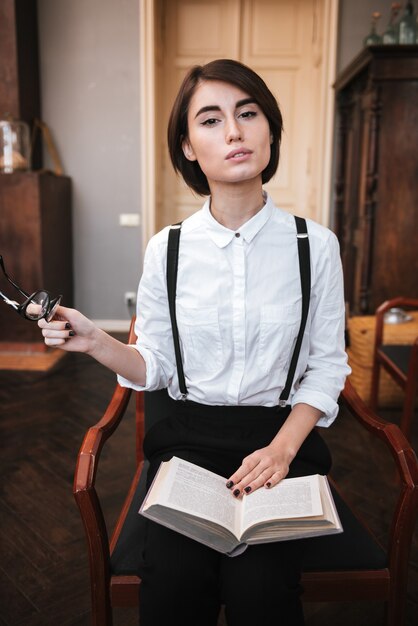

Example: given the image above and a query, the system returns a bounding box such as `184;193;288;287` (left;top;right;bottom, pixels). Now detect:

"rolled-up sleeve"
117;233;176;392
291;231;351;427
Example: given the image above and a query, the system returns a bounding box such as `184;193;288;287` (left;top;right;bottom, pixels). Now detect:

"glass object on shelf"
364;12;382;46
382;2;402;44
398;1;417;43
384;308;413;324
0;115;31;173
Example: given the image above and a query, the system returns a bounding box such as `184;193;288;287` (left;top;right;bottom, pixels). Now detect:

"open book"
140;456;342;556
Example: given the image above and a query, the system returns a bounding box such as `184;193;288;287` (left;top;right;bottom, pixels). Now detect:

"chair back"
374;297;418;347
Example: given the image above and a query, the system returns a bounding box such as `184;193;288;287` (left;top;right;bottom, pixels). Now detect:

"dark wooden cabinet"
0;3;73;350
0;171;73;346
334;45;418;314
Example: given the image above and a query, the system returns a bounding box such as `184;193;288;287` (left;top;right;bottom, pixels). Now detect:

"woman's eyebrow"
194;105;221;119
236;97;256;108
194;98;257;119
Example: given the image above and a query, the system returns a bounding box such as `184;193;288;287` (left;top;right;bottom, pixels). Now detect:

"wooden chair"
370;297;418;439
73;319;418;626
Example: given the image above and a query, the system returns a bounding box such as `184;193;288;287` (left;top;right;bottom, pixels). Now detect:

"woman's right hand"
38;305;98;354
39;304;147;385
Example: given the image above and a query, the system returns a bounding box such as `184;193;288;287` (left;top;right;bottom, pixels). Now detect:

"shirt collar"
202;192;275;248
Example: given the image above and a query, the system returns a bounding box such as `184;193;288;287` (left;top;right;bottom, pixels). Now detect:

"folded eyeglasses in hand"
0;255;62;322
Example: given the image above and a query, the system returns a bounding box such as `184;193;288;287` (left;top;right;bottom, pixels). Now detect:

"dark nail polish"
244;486;251;494
265;481;272;488
233;489;240;497
69;330;76;337
226;480;234;489
65;323;71;329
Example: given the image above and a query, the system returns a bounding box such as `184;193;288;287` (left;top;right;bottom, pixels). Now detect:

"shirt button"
235;232;240;238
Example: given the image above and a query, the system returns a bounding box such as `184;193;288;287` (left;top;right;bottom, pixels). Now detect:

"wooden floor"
0;337;417;626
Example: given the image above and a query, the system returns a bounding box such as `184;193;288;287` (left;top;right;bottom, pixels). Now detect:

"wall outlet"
119;213;140;227
124;291;137;306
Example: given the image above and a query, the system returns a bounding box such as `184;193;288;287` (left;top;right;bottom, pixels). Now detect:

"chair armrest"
72;316;144;619
74;316;139;495
341;378;418;589
72;380;136;617
341;379;418;488
74;382;133;495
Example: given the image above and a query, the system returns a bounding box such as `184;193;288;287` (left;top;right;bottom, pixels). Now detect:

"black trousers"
139;400;332;626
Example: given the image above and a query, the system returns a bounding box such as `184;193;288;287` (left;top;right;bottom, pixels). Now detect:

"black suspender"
166;216;311;405
278;216;311;406
167;224;188;399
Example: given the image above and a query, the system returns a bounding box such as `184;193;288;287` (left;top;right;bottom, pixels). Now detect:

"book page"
318;475;342;529
241;475;323;536
146;457;240;534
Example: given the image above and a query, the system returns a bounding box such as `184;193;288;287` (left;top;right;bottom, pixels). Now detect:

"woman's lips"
226;149;252;160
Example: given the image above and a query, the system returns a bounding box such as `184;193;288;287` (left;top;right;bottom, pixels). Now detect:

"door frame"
139;0;157;248
139;0;340;249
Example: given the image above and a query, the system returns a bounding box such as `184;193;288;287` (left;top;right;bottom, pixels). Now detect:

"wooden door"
153;0;337;232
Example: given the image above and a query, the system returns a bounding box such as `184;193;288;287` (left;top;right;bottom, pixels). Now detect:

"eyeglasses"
0;255;62;322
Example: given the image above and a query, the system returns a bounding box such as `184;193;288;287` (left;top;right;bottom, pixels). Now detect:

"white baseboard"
92;319;131;333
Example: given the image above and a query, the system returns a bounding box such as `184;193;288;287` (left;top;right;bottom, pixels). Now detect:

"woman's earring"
270;133;274;144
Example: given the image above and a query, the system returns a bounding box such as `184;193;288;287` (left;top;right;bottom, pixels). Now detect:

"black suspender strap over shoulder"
167;223;188;399
166;215;311;406
278;216;311;406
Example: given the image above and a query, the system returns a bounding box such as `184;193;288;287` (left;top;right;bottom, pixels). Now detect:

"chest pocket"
258;303;300;374
177;306;223;373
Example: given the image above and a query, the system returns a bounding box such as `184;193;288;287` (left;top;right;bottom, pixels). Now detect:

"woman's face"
183;80;272;192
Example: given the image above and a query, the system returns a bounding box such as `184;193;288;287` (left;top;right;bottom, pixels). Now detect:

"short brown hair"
167;59;283;196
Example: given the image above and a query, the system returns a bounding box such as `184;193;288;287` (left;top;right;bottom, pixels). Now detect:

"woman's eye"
201;118;219;126
240;110;257;119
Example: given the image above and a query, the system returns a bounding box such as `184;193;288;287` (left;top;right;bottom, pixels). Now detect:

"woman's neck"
209;180;265;231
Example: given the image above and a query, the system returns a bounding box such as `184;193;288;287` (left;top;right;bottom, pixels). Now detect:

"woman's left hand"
226;443;293;497
225;403;323;497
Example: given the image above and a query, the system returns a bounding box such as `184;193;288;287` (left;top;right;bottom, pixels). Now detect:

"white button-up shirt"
118;194;350;427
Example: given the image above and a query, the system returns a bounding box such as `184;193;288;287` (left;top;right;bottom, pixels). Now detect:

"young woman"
39;59;350;626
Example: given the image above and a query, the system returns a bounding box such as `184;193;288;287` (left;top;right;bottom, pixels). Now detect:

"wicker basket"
347;311;418;407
